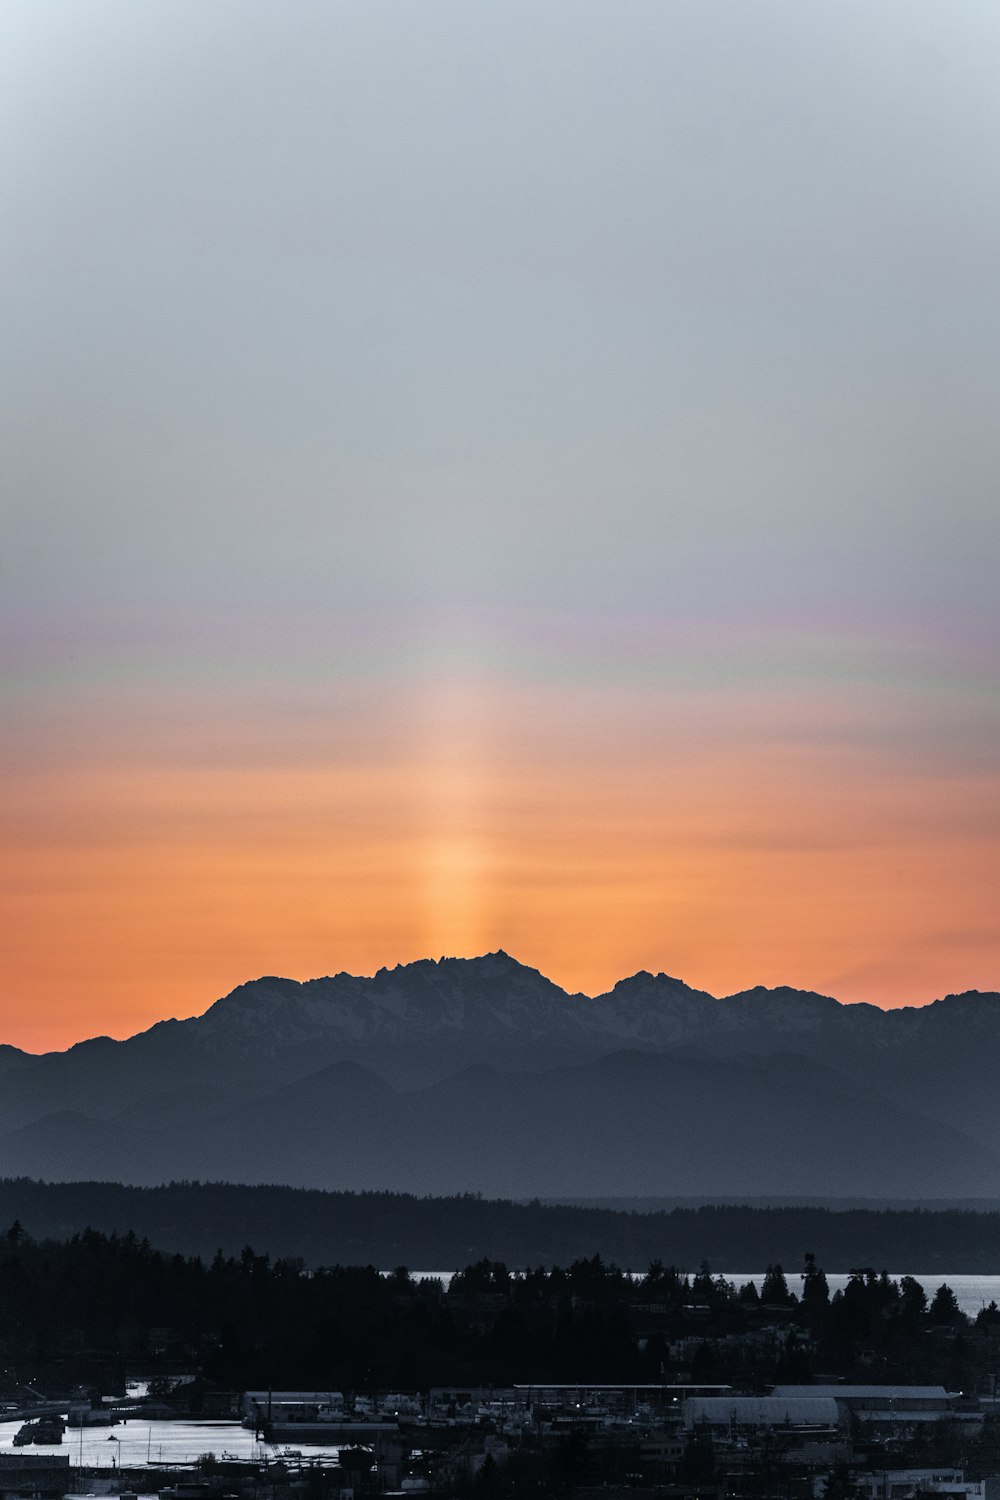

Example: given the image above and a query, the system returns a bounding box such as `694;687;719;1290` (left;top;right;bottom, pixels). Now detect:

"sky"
2;0;999;1051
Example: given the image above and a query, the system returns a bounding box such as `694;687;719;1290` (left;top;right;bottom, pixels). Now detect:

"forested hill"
6;1178;1000;1271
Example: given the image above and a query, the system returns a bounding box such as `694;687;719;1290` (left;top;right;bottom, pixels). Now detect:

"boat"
13;1416;65;1445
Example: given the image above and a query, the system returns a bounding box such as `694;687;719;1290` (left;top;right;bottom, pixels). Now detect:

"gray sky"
4;0;999;634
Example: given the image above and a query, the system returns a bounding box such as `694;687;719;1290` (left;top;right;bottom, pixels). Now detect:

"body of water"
0;1418;343;1469
411;1272;1000;1317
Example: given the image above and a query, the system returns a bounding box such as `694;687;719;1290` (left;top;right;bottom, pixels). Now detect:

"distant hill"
4;1046;1000;1198
3;1178;1000;1273
2;953;1000;1197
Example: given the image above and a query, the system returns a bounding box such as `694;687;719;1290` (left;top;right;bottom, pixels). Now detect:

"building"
813;1470;1000;1500
771;1385;982;1437
0;1454;70;1499
683;1395;841;1436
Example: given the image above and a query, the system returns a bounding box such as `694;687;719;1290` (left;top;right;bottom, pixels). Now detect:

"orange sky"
3;665;998;1053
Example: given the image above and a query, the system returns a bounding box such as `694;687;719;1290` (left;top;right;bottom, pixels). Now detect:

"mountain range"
3;952;1000;1197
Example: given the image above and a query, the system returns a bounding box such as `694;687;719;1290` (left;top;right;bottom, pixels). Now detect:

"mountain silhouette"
2;953;1000;1196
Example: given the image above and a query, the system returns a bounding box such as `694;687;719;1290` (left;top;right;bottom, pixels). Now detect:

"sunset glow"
3;2;999;1053
3;631;998;1051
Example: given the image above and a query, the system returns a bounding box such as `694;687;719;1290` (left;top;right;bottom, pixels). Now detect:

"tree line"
3;1177;1000;1270
0;1222;997;1396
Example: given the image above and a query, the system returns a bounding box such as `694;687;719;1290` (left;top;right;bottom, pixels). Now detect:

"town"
4;1227;1000;1498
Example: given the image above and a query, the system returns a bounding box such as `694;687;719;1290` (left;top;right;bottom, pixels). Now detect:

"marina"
0;1419;345;1468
